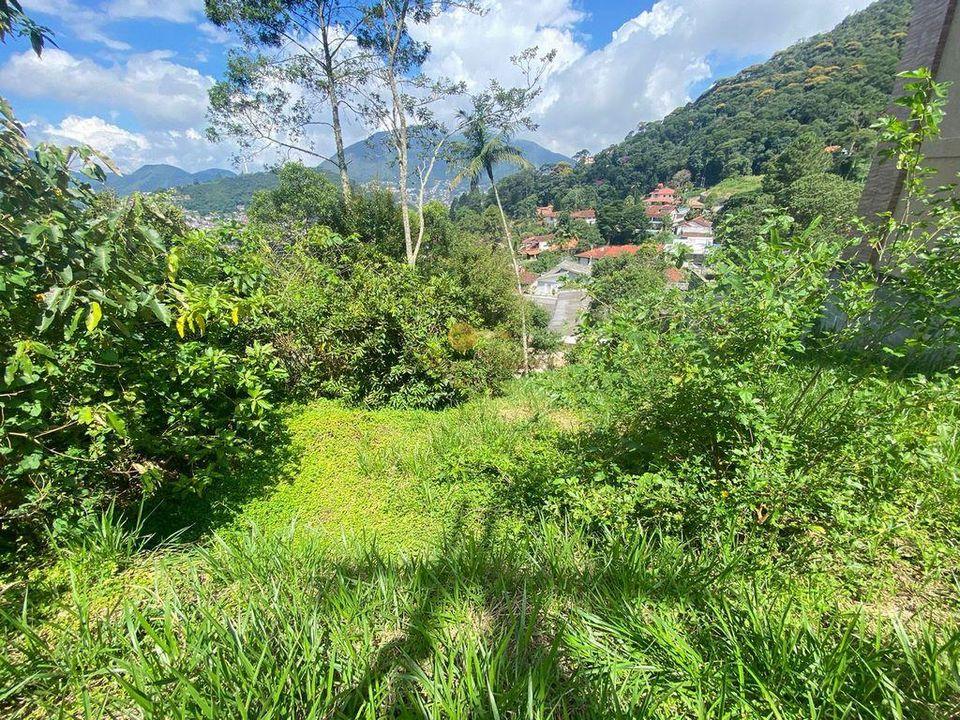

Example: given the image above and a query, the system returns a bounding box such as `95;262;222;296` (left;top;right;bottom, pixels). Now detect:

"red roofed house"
569;208;597;225
536;205;559;227
519;270;539;289
537;206;597;227
644;183;679;209
645;203;674;231
521;233;555;250
574;244;643;267
664;266;688;290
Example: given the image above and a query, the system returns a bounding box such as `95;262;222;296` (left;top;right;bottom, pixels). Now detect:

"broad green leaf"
147;297;171;326
94;244;111;273
105;411;127;436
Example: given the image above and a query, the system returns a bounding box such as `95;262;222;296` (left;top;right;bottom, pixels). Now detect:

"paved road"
530;290;589;342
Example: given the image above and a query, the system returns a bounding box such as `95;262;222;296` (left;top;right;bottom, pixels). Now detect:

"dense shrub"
262;231;523;408
0;103;286;552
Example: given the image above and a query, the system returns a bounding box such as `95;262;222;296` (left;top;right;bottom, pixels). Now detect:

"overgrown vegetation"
0;102;535;554
4;2;960;717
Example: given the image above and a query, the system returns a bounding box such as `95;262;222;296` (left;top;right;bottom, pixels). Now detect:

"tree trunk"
384;50;415;265
329;89;351;202
321;23;351;202
489;167;530;374
398;133;414;266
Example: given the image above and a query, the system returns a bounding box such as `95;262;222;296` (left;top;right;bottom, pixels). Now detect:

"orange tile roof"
575;245;643;260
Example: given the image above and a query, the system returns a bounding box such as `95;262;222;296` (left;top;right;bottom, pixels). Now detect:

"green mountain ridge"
480;0;912;215
103;164;236;195
166;134;568;215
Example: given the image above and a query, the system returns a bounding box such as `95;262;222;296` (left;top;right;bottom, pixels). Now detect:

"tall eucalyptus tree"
205;0;369;200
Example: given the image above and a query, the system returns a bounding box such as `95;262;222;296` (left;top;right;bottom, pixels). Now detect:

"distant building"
519;270;539;289
530;260;590;297
521;232;555;249
536;205;597;227
569;208;597;225
672;216;715;257
536;205;559;226
644;183;679;210
574;244;646;267
645;203;674;231
664;266;689;291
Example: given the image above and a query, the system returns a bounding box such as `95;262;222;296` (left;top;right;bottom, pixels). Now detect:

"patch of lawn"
144;379;564;555
701;174;763;205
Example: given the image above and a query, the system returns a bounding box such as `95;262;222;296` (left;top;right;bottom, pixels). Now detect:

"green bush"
558;72;960;549
261;232;523;408
0;102;286;552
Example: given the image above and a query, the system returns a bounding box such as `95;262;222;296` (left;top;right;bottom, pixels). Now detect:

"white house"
671;216;715;257
530;260;590;297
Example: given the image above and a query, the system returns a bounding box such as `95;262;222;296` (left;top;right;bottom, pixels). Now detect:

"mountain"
318;132;569;187
168;135;569;215
103;164;236;195
483;0;912;215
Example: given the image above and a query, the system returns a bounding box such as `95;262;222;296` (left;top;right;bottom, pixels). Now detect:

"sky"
0;0;878;173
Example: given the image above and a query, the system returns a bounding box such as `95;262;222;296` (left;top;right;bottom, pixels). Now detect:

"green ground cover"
4;378;960;718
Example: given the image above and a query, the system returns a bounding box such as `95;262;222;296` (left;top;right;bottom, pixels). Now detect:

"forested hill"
481;0;911;216
170;134;567;215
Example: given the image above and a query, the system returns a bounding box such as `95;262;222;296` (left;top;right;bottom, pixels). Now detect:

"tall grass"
3;523;958;718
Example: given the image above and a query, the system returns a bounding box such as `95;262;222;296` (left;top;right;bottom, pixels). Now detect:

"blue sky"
0;0;875;172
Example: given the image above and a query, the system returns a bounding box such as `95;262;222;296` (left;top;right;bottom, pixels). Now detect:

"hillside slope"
487;0;911;214
103;164;236;195
171;135;568;214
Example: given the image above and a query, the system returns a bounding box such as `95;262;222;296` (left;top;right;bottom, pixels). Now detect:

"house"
550;238;579;253
530;260;590;297
574;244;645;267
519;270;539;289
671;216;715;257
569;208;597;225
664;266;689;291
536;206;598;227
536;205;559;227
644;183;679;210
645;203;674;231
521;233;555;249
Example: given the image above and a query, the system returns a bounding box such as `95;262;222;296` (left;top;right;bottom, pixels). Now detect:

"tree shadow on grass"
322;531;599;718
141;421;300;545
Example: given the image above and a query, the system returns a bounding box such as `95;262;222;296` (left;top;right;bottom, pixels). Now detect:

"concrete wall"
924;2;960;192
857;0;960;243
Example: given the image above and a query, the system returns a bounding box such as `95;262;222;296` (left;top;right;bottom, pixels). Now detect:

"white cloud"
408;0;877;154
105;0;203;23
198;21;231;44
412;0;585;95
0;48;213;130
32;114;236;171
24;0;131;50
39;115;150;158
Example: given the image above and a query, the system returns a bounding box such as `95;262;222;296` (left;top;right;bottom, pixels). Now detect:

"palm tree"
451;111;533;372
